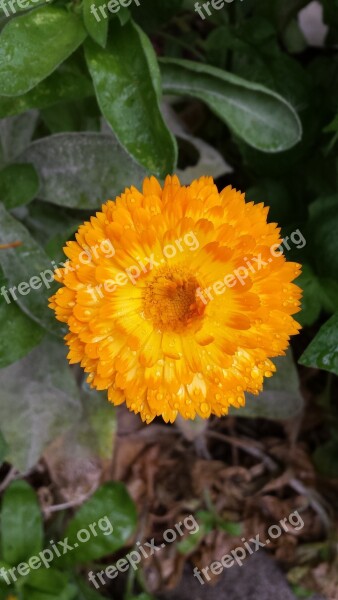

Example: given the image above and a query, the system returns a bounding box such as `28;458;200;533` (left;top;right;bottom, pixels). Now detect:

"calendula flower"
49;175;301;423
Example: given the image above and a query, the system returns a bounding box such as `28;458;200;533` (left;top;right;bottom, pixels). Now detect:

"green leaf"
44;385;116;492
62;482;137;564
296;265;322;327
138;26;162;98
308;196;338;280
296;265;338;326
255;0;311;32
178;512;239;548
1;480;43;565
117;7;131;26
75;576;108;600
18;133;146;209
80;383;116;460
0;430;8;465
247;179;299;227
324;113;338;134
227;17;310;110
0;337;82;471
0;204;64;335
299;313;338;376
45;225;79;264
0;0;57;17
0;63;94;119
162;102;232;184
83;0;108;48
0;164;39;208
204;26;229;69
313;438;338;478
0;560;12;583
161;58;302;152
318;278;338;315
291;585;314;599
23;585;78;600
231;350;304;419
0;7;87;96
283;18;307;54
19;201;81;250
0;301;44;368
24;568;73;594
219;521;242;536
0;111;38;163
85;21;177;176
41;98;100;134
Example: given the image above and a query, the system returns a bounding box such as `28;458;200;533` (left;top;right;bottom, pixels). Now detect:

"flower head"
49;175;302;423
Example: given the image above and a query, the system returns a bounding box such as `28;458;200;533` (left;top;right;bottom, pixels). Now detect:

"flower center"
142;265;204;332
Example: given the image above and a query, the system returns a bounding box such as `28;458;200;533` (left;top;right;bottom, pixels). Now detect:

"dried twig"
289;477;331;532
0;466;19;493
0;241;22;250
43;483;97;516
206;430;278;472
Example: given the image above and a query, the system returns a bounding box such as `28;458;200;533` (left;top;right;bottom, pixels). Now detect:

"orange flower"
49;176;302;423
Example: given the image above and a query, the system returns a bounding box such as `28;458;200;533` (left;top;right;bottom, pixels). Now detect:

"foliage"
0;480;137;600
0;0;336;489
0;6;336;600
